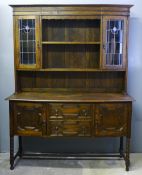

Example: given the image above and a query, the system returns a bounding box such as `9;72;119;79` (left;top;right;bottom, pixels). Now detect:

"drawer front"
94;103;130;137
49;120;92;137
48;103;92;120
13;102;46;136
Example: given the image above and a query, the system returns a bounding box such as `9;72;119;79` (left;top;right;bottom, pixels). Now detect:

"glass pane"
105;20;124;66
19;19;36;65
106;54;122;65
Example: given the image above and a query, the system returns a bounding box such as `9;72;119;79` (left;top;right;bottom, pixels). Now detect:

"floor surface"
0;153;142;175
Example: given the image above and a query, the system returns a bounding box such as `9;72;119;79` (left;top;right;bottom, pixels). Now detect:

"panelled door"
13;102;46;136
94;103;129;136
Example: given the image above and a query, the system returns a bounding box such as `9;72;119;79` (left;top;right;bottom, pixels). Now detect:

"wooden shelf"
16;68;126;72
40;68;100;72
7;91;133;102
42;41;100;45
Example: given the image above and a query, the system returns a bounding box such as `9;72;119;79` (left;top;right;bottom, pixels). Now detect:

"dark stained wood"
94;103;129;136
16;71;125;92
13;102;46;136
10;4;133;17
48;103;92;137
7;92;133;102
42;42;100;44
42;45;100;69
8;4;133;170
16;68;126;71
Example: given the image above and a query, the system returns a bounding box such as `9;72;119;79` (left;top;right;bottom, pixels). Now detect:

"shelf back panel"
42;19;100;42
42;44;100;69
17;71;125;93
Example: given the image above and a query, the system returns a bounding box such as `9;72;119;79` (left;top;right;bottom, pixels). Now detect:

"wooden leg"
125;137;130;171
10;136;14;170
18;136;23;158
119;136;123;158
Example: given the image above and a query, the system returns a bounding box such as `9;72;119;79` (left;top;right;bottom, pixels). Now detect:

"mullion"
27;20;29;64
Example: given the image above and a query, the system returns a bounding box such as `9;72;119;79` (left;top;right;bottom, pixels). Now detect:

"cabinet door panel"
102;16;127;69
13;102;46;136
15;16;40;69
94;103;129;136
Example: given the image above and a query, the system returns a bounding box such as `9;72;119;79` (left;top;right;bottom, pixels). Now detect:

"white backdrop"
0;0;142;152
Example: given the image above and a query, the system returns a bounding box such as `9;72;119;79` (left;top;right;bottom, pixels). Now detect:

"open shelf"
42;44;100;69
41;19;101;69
42;19;100;42
17;71;125;93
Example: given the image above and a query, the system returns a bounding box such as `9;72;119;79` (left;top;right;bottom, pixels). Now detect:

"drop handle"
38;113;42;116
81;109;88;116
55;126;59;131
55;109;59;116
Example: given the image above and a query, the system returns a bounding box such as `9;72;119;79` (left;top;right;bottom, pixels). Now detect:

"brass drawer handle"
17;112;21;116
24;126;36;130
55;109;59;116
79;109;89;117
62;131;78;135
51;109;63;118
38;113;42;116
82;109;88;116
55;126;59;131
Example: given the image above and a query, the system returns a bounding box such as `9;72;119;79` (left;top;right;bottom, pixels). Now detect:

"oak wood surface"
8;4;133;170
7;91;133;102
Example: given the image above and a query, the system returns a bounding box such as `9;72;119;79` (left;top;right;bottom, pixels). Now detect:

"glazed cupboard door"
15;16;40;69
94;103;129;136
102;16;127;69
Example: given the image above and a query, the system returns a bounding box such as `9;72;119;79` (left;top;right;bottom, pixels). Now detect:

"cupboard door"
15;16;40;69
102;16;127;69
13;102;46;136
94;103;129;136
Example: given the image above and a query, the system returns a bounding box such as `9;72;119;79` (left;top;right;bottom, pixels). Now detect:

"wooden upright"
7;4;133;170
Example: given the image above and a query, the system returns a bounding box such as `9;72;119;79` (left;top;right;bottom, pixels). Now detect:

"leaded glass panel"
19;19;36;65
105;20;124;66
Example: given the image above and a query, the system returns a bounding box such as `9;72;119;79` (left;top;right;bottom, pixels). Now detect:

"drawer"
49;120;92;137
48;103;92;120
13;102;46;136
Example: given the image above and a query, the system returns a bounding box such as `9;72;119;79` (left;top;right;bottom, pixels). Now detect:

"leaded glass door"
102;16;127;69
15;16;40;69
